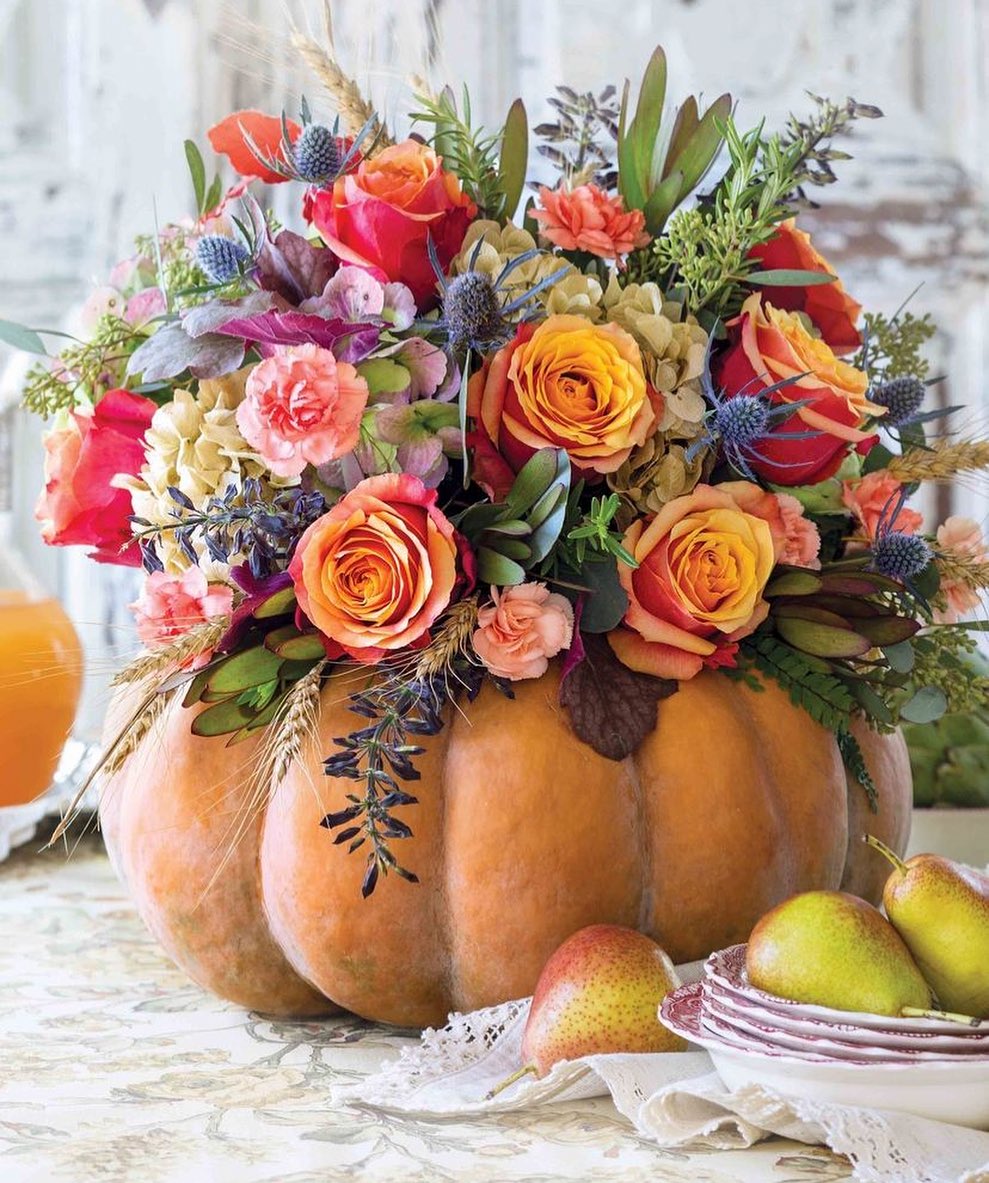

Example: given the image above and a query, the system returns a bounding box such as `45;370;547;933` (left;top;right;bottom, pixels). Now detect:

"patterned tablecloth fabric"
0;830;856;1183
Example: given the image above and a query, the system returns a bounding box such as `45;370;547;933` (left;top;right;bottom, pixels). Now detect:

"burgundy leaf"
212;309;381;363
268;229;338;300
559;632;677;761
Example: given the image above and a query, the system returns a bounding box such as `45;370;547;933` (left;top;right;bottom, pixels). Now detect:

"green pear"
487;925;685;1098
867;835;989;1019
746;890;932;1016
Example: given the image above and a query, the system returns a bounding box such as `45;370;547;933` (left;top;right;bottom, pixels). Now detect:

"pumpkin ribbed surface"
101;666;911;1027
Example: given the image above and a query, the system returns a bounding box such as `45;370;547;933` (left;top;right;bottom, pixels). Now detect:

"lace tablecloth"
0;830;855;1183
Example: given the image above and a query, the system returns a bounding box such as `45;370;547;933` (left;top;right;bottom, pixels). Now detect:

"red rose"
306;138;476;308
748;220;862;355
207;110;301;184
35;388;156;566
715;294;883;486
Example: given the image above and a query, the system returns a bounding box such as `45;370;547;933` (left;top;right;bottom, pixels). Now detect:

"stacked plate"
660;944;989;1128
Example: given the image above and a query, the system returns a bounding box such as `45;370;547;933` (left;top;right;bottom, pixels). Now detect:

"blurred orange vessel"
0;584;83;807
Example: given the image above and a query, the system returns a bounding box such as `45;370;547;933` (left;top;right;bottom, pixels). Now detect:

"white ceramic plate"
705;979;989;1054
663;983;989;1130
706;944;989;1037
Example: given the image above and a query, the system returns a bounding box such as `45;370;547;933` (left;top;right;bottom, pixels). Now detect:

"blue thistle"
871;375;926;425
871;530;932;582
442;272;507;352
293;123;342;182
713;395;771;451
196;235;249;284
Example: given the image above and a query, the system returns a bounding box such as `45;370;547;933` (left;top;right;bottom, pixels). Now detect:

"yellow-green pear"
746;890;932;1016
867;836;989;1019
487;925;684;1097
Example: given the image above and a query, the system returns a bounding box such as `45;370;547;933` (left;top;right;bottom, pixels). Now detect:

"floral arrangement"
11;36;989;895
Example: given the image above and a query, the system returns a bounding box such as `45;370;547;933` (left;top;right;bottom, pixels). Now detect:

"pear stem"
864;833;909;875
485;1063;537;1100
900;1006;985;1028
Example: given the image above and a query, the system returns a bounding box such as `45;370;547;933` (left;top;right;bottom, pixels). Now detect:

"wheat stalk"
414;598;480;682
291;3;391;148
113;618;229;688
270;661;327;786
888;440;989;483
105;691;170;775
936;551;989;592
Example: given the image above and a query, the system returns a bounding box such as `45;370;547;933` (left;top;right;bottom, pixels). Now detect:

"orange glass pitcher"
0;555;83;808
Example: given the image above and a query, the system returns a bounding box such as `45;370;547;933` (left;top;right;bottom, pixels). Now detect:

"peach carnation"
130;568;233;651
841;471;922;542
236;344;369;478
472;583;574;681
720;481;822;569
935;516;988;623
532;184;650;261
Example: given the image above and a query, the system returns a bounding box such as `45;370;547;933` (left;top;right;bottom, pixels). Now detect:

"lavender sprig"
133;477;328;578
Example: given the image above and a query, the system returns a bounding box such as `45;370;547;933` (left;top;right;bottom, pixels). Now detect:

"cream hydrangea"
451;220;604;321
121;368;297;577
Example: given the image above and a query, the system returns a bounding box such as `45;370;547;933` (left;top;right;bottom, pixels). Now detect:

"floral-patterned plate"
661;982;989;1129
705;944;989;1038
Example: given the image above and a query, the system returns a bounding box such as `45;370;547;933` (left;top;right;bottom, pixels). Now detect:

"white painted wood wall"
0;0;985;729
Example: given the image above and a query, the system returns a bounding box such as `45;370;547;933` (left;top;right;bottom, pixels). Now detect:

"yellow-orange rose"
289;474;459;664
468;314;656;485
608;484;777;680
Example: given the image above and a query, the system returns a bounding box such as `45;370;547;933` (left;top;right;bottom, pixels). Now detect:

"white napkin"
340;984;989;1183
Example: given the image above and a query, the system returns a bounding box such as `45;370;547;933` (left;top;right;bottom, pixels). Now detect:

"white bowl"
707;945;989;1037
663;983;989;1130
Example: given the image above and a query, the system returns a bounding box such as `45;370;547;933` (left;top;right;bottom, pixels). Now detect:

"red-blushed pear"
866;836;989;1019
746;890;932;1016
486;925;685;1099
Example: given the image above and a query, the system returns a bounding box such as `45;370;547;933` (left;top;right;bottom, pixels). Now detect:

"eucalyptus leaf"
883;641;915;673
900;685;948;725
579;559;629;633
0;319;47;356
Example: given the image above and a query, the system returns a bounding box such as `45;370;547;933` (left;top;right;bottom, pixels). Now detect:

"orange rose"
715;293;884;486
468;315;656;485
306;139;476;308
749;220;862;354
288;474;459;663
608;484;777;680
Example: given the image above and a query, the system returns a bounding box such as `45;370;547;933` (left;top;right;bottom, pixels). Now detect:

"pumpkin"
100;664;912;1027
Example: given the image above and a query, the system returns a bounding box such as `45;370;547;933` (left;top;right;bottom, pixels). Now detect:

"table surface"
0;829;856;1183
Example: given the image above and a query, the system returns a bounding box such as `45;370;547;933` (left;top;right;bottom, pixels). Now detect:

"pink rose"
236;344;370;478
841;471;922;542
935;516;987;623
35;388;156;565
532;184;650;261
130;568;234;652
472;583;574;681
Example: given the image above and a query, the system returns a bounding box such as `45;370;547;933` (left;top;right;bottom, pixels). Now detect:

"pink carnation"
841;471;922;541
236;344;370;478
472;583;574;681
130;568;233;652
935;516;987;623
532;184;650;261
775;493;822;569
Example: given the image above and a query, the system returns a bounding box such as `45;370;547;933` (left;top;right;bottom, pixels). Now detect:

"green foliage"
411;86;527;221
837;728;879;810
455;449;571;585
616;47;730;236
779;93;883;205
184;139;223;219
564;493;637;568
21;315;148;417
857;309;936;380
743;633;859;732
908;628;989;716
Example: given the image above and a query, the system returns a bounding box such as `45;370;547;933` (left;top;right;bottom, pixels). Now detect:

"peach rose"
236;344;369;478
130;568;233;652
841;471;922;542
719;481;822;569
608;484;777;680
935;516;988;623
472;583;574;681
716;294;884;485
468;315;656;484
306;138;476;308
748;220;862;355
532;184;650;261
288;473;459;663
